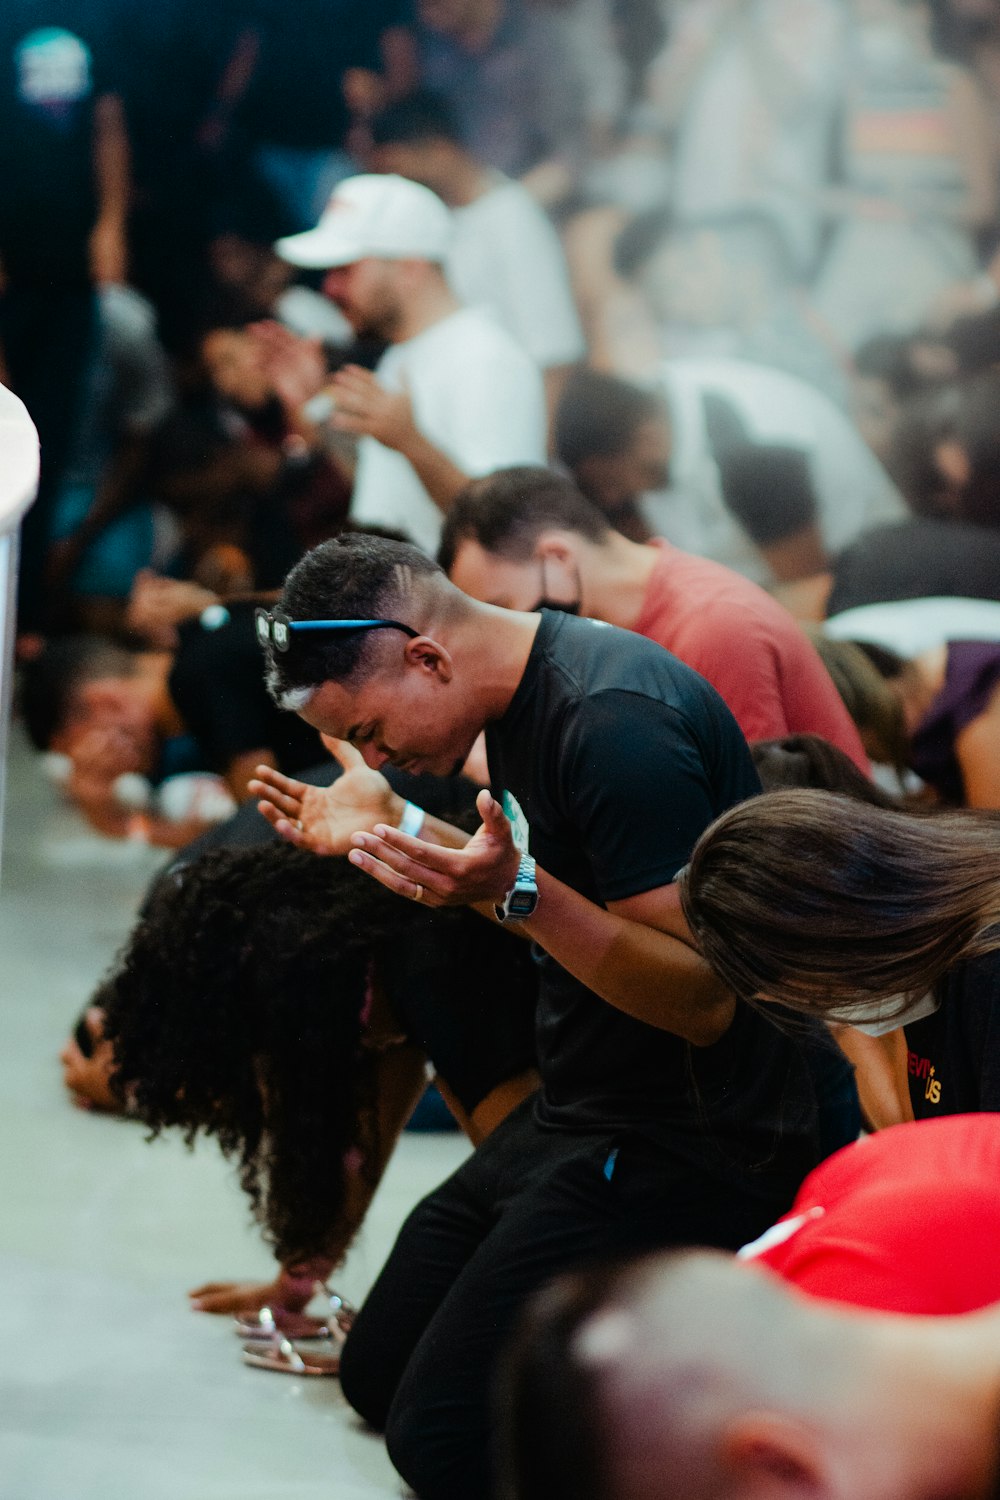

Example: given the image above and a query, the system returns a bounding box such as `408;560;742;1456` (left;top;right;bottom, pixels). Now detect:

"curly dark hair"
100;843;440;1264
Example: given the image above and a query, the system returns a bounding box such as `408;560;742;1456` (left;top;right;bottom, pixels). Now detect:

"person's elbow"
686;988;737;1047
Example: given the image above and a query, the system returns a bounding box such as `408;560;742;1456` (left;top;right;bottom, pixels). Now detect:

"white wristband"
398;801;426;838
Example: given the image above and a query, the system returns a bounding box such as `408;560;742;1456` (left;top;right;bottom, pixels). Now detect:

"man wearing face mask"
440;466;869;763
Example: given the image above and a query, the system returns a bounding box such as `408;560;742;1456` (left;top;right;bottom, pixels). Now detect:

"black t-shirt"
169;600;322;778
0;1;122;284
484;611;820;1179
828;518;1000;617
377;911;538;1117
904;951;1000;1118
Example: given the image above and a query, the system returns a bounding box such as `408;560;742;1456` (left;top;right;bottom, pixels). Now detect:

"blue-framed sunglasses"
255;607;419;652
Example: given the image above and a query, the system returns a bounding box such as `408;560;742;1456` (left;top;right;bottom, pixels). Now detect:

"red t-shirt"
742;1115;1000;1313
633;540;869;769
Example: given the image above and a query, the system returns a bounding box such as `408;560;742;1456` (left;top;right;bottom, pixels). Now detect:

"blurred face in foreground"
507;1251;1000;1500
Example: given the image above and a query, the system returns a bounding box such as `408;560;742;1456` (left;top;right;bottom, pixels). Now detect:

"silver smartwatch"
494;854;538;923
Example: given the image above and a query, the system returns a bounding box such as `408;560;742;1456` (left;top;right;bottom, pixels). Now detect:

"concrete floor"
0;726;470;1500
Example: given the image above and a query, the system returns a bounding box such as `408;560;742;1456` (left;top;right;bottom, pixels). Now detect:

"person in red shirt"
439;466;869;766
501;1114;1000;1500
739;1114;1000;1312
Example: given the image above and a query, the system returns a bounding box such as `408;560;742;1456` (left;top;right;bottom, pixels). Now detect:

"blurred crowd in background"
9;0;1000;832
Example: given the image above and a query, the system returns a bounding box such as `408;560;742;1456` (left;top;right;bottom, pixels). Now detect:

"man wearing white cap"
273;173;547;554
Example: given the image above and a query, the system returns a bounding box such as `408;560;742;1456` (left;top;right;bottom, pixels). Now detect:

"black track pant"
339;1097;809;1500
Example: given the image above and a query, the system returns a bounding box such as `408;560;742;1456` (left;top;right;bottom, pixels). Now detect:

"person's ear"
934;439;972;489
403;635;453;683
534;531;578;568
720;1412;829;1500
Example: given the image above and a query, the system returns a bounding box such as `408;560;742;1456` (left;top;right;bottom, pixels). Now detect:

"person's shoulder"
660;355;807;398
432;305;541;378
942;949;1000;1014
548;614;732;722
646;543;798;637
674;355;852;427
650;541;785;610
471;174;555;227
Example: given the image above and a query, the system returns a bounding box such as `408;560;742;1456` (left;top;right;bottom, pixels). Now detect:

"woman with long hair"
812;631;1000;808
96;839;539;1356
679;788;1000;1118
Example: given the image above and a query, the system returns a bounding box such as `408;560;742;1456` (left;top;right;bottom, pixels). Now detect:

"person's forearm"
828;1023;911;1131
521;870;735;1045
93;93;130;229
395;429;469;512
382;789;472;852
66;438;148;553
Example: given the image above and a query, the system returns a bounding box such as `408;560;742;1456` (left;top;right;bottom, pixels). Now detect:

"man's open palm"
249;739;398;856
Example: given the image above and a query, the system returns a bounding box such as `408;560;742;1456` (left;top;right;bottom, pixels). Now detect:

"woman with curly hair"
678;789;1000;1122
94;840;539;1349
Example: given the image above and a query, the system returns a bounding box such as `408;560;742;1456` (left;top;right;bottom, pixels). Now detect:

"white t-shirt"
665;0;847;271
349;306;547;554
643;357;906;585
447;177;586;371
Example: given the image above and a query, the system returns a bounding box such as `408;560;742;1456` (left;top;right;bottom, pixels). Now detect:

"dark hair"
854;333;944;400
808;634;911;772
888;371;1000;523
886;383;960;517
497;1268;613;1500
554;369;665;471
612;206;674;281
950;369;1000;527
19;636;138;750
438;468;611;572
266;533;443;701
369;88;462;148
850;639;910;680
193;289;264;343
100;843;453;1263
751;734;898;806
680;790;1000;1020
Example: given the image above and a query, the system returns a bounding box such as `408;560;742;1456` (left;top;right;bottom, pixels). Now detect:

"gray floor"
0;726;470;1500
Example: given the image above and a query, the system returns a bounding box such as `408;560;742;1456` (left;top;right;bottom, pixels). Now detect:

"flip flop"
236;1286;355;1342
242;1334;342;1377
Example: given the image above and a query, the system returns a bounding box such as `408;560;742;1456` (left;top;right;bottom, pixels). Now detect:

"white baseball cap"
275;174;453;270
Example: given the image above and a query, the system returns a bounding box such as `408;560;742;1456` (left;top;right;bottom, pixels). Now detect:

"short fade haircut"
20;637;138;750
369;88;462;149
265;533;443;706
438;467;611;573
497;1266;612;1500
555;369;665;471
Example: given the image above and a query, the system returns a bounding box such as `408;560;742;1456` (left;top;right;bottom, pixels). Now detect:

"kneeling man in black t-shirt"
252;533;827;1500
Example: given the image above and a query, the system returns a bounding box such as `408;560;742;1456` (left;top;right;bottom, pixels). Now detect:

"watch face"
507;889;538;917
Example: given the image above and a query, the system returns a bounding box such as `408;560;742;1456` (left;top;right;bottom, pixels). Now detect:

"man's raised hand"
249;739;403;856
347;787;521;908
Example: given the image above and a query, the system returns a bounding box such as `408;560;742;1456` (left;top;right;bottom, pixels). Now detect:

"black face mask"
530;559;582;616
531;597;581;616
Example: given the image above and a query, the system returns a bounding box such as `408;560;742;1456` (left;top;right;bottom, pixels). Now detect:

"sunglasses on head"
254;607;420;652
